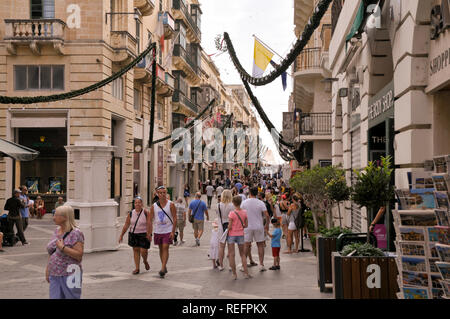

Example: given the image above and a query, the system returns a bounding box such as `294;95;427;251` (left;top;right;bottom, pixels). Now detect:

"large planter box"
317;236;337;292
332;252;399;299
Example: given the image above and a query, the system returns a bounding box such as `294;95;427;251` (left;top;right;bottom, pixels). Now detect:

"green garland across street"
223;0;332;86
151;98;217;146
0;42;157;105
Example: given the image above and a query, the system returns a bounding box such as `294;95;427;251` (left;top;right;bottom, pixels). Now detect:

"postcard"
399;242;426;257
429;243;439;258
401;271;429;287
431;274;443;289
433;156;448;174
440;280;450;298
401;257;427;272
399;212;437;227
435;192;450;210
431;288;445;299
435;226;450;245
403;287;429;299
429;258;440;273
428;227;441;242
435;244;450;262
435;262;450;280
399;227;425;242
432;174;449;192
435;209;450;227
410;189;436;210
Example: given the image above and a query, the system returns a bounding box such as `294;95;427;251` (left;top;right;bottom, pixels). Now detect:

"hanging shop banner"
368;80;394;128
158;145;164;186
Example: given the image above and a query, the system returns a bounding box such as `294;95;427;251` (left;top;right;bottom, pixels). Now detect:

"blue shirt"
189;199;207;221
271;228;282;248
19;194;29;218
235;182;243;191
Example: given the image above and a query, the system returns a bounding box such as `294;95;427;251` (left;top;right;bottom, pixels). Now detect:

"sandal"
132;269;140;275
144;261;150;271
159;270;165;278
248;261;258;267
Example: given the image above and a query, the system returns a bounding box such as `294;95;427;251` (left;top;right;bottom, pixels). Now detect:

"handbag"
218;203;229;231
189;201;202;223
128;210;150;248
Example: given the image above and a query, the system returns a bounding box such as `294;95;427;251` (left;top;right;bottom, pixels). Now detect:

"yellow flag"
252;38;274;78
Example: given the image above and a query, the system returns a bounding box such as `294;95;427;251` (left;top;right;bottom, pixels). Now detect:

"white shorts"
288;221;296;231
244;228;265;243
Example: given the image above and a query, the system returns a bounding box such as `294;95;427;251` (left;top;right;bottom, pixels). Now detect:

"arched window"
31;0;55;19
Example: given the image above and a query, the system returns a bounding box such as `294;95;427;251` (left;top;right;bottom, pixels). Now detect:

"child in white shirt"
208;221;219;269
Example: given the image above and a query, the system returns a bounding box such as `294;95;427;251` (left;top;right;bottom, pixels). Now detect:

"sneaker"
276;266;280;270
195;238;200;246
269;266;277;270
244;273;252;279
259;265;266;272
218;266;225;271
173;241;178;246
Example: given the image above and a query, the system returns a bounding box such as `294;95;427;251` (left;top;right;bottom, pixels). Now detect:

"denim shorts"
227;235;244;245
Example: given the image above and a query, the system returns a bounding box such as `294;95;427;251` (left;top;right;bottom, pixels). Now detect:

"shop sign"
158;146;164;186
368;81;394;122
427;1;450;93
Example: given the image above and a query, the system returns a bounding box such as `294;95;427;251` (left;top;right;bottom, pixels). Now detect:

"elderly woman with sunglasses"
119;196;152;275
150;186;177;278
46;205;84;299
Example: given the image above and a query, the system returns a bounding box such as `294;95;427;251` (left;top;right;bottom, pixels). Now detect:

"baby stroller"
0;214;18;247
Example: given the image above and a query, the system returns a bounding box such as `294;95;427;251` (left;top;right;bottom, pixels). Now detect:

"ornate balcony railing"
300;113;332;136
294;47;322;72
173;89;198;113
4;19;66;54
172;0;201;41
173;44;198;74
159;11;175;39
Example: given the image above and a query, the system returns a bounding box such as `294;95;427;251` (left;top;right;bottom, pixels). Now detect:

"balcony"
110;31;137;64
134;58;174;97
294;47;322;74
294;0;315;38
299;113;332;140
134;0;156;16
159;12;175;40
172;90;198;116
4;19;66;55
173;44;200;85
172;0;201;43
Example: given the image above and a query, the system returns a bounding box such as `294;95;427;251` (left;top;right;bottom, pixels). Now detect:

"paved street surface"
0;196;331;299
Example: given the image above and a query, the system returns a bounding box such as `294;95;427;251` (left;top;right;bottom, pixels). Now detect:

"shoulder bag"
234;210;245;228
189;201;202;223
156;201;173;225
218;203;229;231
128;210;150;249
50;229;72;255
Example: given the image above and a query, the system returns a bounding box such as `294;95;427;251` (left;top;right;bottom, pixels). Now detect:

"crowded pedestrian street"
0;195;328;299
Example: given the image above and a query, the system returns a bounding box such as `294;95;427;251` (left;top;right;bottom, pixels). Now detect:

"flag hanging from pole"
270;60;287;91
252;38;274;78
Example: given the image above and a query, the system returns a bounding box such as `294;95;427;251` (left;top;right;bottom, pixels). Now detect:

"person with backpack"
283;194;301;254
119;196;151;275
150;186;177;278
227;195;251;280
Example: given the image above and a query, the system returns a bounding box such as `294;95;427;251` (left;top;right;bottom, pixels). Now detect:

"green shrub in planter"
320;227;352;238
341;242;384;257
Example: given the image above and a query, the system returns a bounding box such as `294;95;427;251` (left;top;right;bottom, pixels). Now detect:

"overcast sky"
200;0;296;166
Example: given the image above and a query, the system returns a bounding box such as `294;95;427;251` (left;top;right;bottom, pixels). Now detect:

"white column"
65;141;119;253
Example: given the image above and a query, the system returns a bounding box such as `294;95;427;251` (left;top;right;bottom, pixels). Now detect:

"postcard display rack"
394;155;450;299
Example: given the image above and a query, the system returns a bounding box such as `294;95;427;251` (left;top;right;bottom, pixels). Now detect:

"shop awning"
0;138;39;161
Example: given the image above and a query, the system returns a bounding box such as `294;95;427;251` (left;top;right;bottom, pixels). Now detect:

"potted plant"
316;226;352;292
325;169;350;228
332;242;399;299
351;156;395;243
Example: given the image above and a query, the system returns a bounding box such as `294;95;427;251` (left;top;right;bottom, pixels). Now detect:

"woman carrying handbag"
119;197;152;275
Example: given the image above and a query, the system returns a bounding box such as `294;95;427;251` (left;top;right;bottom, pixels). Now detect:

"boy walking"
269;218;282;270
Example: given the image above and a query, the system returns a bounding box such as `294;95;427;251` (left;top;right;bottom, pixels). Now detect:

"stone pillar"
65;140;119;253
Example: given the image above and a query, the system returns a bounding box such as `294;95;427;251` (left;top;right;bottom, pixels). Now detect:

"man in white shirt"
205;183;215;208
241;187;270;272
216;184;224;199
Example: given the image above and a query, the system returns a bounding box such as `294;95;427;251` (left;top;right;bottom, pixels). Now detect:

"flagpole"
252;34;293;77
252;34;284;60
